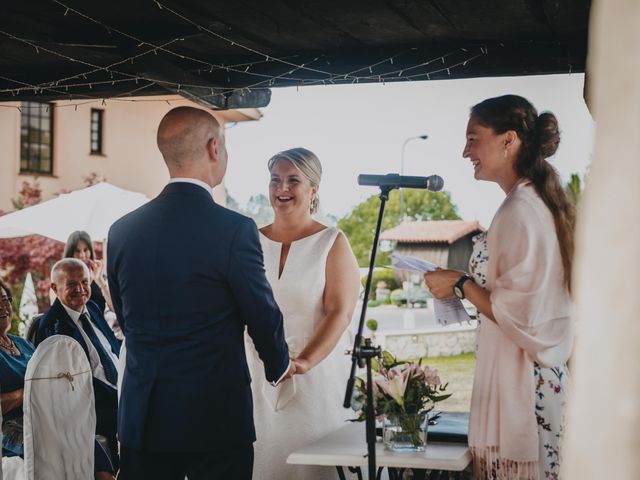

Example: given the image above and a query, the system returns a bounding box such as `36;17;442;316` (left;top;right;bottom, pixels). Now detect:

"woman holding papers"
244;148;360;480
424;95;574;480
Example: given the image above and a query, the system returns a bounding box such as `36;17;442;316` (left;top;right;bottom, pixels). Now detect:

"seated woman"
0;278;115;480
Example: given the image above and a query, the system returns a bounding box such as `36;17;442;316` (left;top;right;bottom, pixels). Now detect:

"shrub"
390;289;406;306
362;269;399;291
366;319;378;331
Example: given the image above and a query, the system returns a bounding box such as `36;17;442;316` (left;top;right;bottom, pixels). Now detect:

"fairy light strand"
0;2;502;104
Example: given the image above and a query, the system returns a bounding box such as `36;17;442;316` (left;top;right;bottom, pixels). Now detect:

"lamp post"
399;134;429;222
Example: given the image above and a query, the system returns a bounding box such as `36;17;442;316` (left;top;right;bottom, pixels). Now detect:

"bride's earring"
310;195;318;214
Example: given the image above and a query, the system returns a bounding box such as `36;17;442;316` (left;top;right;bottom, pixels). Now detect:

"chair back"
1;458;24;480
24;315;43;345
23;335;95;480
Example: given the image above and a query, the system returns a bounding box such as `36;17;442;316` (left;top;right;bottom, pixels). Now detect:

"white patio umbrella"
19;272;38;337
0;182;150;242
19;272;38;319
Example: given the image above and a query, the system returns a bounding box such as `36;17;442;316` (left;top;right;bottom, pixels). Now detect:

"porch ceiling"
0;0;591;109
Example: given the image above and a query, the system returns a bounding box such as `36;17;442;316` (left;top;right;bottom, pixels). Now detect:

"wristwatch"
453;274;473;299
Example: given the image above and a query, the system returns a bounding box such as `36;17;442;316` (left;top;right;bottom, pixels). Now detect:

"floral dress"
469;232;569;480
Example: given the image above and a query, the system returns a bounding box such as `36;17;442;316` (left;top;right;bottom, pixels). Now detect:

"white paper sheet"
432;296;472;326
390;253;471;326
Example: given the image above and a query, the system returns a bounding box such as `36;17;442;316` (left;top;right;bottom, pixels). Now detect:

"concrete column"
563;0;640;477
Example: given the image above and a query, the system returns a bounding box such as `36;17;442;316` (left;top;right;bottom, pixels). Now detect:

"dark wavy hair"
471;94;576;290
0;278;12;300
64;230;95;260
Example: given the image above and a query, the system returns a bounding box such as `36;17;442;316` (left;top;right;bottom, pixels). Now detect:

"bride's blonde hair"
268;148;322;214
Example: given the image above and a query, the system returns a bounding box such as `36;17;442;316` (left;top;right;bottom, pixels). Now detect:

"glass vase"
383;412;428;452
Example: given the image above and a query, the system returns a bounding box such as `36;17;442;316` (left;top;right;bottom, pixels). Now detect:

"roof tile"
380;220;484;244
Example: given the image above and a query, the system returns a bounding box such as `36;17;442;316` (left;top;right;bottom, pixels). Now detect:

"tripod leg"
347;466;364;480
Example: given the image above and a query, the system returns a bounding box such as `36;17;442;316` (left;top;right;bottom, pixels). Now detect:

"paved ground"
348;304;477;412
349;304;440;333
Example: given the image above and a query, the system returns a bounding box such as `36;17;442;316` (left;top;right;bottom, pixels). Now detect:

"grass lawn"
422;353;475;412
359;352;476;413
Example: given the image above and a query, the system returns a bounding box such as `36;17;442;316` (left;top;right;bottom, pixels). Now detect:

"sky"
224;73;594;228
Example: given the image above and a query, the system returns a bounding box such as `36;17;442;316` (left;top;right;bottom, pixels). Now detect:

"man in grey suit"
108;107;293;480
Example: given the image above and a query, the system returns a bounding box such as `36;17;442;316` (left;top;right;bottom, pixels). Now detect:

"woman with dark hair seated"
0;278;115;479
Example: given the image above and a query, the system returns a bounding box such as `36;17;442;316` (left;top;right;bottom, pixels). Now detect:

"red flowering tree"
0;174;110;313
0;179;64;312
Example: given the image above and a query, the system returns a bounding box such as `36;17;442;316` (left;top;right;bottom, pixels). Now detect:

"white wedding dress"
245;226;352;480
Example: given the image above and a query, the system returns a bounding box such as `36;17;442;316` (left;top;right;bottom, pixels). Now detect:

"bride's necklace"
0;336;19;355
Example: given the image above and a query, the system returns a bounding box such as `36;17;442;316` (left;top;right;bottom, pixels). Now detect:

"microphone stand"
344;186;392;480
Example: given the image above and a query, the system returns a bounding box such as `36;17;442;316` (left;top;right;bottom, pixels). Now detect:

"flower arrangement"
351;351;451;449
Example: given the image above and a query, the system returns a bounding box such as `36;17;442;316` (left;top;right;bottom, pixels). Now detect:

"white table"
287;422;471;479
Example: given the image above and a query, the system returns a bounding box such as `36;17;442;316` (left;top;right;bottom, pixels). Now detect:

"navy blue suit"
33;298;120;463
107;182;289;472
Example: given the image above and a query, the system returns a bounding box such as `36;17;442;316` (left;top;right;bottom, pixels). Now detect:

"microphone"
358;173;444;192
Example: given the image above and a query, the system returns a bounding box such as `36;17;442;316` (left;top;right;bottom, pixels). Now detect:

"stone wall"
377;322;477;359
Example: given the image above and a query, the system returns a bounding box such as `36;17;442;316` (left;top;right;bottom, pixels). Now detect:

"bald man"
107;107;292;480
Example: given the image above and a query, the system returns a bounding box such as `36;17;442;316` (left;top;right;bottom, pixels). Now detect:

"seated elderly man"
34;258;120;466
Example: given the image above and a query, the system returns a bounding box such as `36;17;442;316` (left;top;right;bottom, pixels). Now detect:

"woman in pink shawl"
424;95;575;480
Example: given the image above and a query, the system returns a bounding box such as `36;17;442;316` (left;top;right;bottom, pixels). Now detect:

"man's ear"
206;136;219;163
50;283;57;295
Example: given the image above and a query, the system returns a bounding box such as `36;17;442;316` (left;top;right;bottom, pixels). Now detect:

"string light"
0;29;153;97
0;73;85;99
153;0;340;79
2;42;481;103
50;0;293;85
0;1;509;105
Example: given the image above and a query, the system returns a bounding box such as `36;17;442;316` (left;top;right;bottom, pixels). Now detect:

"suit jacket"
107;182;289;452
33;298;120;433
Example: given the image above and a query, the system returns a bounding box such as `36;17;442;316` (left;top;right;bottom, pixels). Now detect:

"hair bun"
536;112;560;158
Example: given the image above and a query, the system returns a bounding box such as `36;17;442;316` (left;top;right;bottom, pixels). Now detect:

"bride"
245;147;360;480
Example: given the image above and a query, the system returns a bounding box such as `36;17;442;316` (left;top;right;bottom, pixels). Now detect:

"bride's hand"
276;362;296;385
292;356;311;375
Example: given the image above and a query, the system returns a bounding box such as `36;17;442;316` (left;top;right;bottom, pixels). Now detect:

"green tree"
225;188;241;212
565;173;582;206
338;189;460;266
245;194;275;227
0;178;64;329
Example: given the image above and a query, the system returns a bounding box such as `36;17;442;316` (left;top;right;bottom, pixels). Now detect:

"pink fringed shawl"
469;180;573;479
